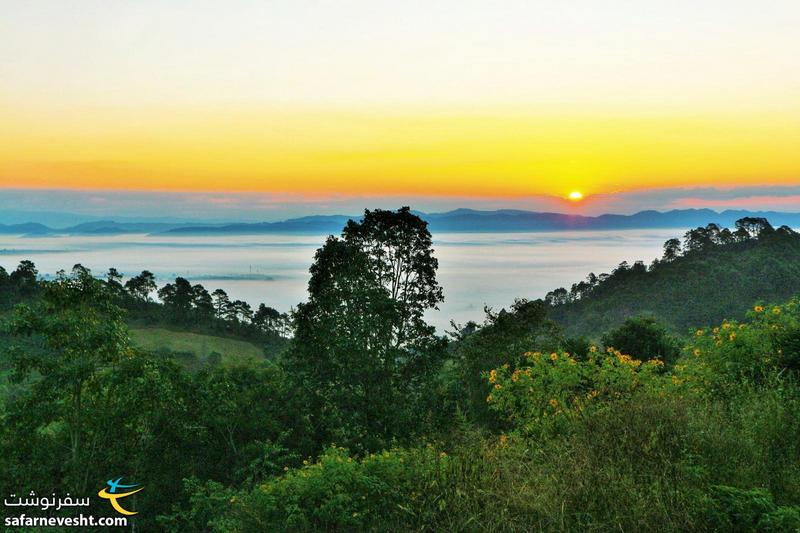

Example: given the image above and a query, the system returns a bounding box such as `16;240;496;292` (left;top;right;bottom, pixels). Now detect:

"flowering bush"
485;348;664;435
677;298;800;391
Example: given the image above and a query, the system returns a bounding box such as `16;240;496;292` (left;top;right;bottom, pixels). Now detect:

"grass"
130;327;264;365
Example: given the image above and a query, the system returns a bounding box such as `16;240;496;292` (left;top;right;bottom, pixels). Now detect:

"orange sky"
2;1;799;201
4;104;800;200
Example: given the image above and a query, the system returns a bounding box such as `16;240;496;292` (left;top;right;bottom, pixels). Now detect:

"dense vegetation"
546;217;800;336
1;209;799;531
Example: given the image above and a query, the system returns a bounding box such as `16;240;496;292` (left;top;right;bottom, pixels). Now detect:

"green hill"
130;327;265;366
547;220;800;337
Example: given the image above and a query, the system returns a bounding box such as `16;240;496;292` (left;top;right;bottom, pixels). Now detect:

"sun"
568;191;584;201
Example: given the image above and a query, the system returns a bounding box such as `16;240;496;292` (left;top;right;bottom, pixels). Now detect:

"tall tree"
662;238;681;262
342;206;444;349
735;216;774;239
158;277;194;320
105;267;125;296
4;268;131;492
212;289;231;319
192;283;214;317
125;270;157;301
289;209;446;451
9;259;38;296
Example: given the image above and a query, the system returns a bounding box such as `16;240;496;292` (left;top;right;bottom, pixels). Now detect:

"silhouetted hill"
162;215;354;235
2;209;800;236
0;222;50;235
546;221;800;337
161;209;800;235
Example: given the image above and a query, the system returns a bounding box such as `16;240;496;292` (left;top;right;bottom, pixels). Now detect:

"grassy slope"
548;231;800;338
130;327;265;364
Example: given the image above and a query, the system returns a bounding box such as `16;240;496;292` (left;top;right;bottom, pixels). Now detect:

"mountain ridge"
1;208;800;236
160;208;800;235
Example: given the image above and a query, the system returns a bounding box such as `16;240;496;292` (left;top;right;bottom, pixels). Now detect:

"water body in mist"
0;230;679;330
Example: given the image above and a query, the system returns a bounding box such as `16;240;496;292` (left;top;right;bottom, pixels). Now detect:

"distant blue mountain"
1;209;799;236
63;220;218;235
159;208;800;235
0;222;51;235
162;215;355;235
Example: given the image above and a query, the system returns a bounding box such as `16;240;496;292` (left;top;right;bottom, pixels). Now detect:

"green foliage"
677;298;800;390
703;485;800;532
222;446;448;532
3;217;800;532
342;206;444;348
601;316;681;364
548;221;800;336
486;348;665;436
129;327;265;365
3;266;131;491
287;208;446;451
157;478;236;533
449;299;562;426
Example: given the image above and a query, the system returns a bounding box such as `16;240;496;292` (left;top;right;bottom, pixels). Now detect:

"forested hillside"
1;209;799;531
546;217;800;337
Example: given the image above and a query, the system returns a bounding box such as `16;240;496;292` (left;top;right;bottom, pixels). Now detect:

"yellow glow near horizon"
568;191;584;201
2;104;799;197
2;2;800;197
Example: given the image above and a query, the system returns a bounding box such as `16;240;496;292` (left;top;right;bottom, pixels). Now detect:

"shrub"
485;348;664;436
680;298;800;391
702;485;800;533
601;316;681;365
222;446;448;531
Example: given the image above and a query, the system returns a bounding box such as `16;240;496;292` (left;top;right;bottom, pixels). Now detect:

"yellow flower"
713;327;720;334
486;394;493;402
499;434;508;446
494;383;502;390
772;307;782;315
722;322;730;330
728;332;736;341
488;369;497;384
695;329;703;337
550;352;559;361
589;345;597;353
754;305;764;313
693;348;701;357
650;359;665;366
548;398;559;408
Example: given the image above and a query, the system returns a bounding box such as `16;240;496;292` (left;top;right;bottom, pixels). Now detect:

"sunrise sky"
1;0;799;217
